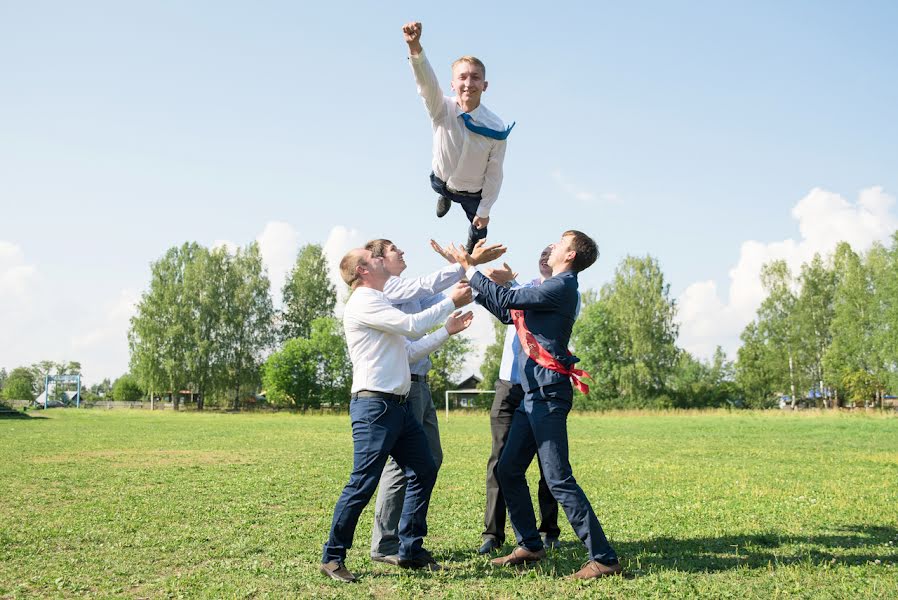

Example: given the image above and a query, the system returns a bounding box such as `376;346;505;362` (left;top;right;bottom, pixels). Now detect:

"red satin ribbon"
510;309;592;394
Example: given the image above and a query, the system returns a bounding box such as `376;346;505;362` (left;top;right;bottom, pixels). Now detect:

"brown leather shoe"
490;546;546;566
320;560;357;583
570;560;623;579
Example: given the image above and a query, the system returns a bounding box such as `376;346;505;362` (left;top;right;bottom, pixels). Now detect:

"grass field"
1;409;897;599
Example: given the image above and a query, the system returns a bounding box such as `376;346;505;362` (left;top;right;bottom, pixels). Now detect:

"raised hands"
401;21;423;55
448;281;473;307
445;309;474;335
485;262;518;286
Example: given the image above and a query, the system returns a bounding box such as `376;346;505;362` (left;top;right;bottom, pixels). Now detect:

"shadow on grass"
434;525;897;579
0;410;46;420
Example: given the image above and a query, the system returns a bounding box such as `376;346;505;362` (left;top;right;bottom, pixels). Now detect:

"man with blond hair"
320;247;474;582
402;21;513;253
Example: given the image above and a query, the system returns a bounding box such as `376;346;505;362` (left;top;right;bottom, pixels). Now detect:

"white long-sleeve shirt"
383;263;465;376
409;51;507;218
343;286;455;395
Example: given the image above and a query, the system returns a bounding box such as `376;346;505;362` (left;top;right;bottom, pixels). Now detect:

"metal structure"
44;374;82;408
444;389;495;420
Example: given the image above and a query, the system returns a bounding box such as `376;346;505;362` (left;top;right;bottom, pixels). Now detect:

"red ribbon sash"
510;309;592;394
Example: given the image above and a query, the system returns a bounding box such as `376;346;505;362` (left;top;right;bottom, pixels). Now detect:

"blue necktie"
460;112;515;141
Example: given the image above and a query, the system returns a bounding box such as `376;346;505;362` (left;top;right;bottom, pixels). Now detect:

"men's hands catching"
485;262;517;285
469;239;507;265
430;239;456;264
445;310;474;335
446;243;474;270
402;21;423;55
449;281;473;307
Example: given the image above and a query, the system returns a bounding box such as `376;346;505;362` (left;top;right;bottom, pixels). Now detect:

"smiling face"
546;234;576;274
450;60;487;110
538;245;553;279
380;243;407;276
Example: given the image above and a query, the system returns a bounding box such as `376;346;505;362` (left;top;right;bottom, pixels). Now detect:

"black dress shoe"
398;549;444;571
542;535;560;550
436;196;451;217
478;538;500;555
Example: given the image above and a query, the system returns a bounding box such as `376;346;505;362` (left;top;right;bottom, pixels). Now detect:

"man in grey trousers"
365;238;505;564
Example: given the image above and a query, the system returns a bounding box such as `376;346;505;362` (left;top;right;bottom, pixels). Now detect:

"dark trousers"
321;396;438;564
483;379;559;544
430;172;488;248
497;383;618;564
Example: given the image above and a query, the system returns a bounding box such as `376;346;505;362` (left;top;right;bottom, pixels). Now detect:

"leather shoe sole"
436;196;451;218
570;560;623;579
370;554;400;566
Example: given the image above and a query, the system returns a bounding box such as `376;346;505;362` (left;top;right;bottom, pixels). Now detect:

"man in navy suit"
447;230;622;580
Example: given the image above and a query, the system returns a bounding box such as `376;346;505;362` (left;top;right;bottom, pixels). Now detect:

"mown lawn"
1;409;897;599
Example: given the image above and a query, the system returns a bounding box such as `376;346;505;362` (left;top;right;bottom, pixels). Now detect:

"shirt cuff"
475;206;491;218
409;49;426;61
431;326;450;345
438;295;456;315
465;265;479;280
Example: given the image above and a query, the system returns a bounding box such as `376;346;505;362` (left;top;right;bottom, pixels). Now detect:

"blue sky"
2;1;897;383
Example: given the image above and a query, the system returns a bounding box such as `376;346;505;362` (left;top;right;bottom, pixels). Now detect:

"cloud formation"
677;186;898;360
550;169;620;204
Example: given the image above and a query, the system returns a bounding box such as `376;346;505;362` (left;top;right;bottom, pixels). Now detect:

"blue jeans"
430;173;488;248
497;383;618;564
321;396;438;564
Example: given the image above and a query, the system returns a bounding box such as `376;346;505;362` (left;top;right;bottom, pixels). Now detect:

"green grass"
1;409;897;599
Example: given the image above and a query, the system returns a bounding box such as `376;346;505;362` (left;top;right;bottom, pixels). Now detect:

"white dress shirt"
343;286;456;395
383;263;465;376
409;51;507;218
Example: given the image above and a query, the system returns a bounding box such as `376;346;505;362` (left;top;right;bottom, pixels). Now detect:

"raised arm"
403;21;449;124
382;263;464;304
406;309;474;362
354;283;472;339
471;271;567;311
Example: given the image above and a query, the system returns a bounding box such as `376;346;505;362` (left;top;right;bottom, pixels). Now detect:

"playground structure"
42;373;82;408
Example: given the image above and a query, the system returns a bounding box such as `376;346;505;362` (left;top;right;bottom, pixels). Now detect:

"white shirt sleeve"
406;326;450;363
477;139;506;217
382;264;464;304
354;295;455;339
409;51;449;125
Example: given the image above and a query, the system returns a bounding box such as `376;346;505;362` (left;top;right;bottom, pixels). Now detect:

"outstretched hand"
445;309;474;335
430;239;456;264
485;262;517;285
448;281;473;307
445;242;474;270
469;239;507;265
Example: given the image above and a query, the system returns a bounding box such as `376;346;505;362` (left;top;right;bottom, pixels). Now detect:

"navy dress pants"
322;396;438;564
496;383;619;565
430;172;488;248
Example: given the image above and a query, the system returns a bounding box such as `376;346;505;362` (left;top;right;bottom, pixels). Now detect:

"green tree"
0;367;7;392
868;234;898;398
479;318;506;393
735;321;779;408
757;260;802;406
111;374;144;402
2;367;36;402
262;317;351;410
669;347;737;408
429;333;473;408
574;255;678;408
281;244;336;341
794;253;835;405
219;243;276;409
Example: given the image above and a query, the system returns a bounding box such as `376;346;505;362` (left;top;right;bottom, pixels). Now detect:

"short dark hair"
365;239;394;259
564;230;599;272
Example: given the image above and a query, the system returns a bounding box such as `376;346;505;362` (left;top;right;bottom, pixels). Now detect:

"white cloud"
550;169;620;205
256;221;300;306
323;225;365;312
677;186;898;361
0;241;37;306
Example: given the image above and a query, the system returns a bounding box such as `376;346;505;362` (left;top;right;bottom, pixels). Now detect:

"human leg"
482;379;522;545
495;404;542;552
322;398;404;565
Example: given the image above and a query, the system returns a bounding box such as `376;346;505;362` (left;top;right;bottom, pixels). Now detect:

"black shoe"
398;549;445;571
436;196;451;218
542;535;560;550
478;538;500;555
320;560;357;583
465;235;477;255
371;553;400;566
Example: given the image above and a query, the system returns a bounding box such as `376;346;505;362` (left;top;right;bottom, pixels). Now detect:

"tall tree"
281;244;336;341
429;333;473;408
111;374;144;402
757;260;802;406
219;243;276;409
1;367;35;402
735;321;779;407
571;298;626;409
794;253;835;405
479;318;506;392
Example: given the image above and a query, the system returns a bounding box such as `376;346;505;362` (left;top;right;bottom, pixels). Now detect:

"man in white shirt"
402;21;510;254
320;247;474;583
366;238;506;565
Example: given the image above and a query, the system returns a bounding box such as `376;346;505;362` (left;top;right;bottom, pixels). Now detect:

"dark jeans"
430;172;488;248
497;383;618;564
321;396;438;564
483;379;559;544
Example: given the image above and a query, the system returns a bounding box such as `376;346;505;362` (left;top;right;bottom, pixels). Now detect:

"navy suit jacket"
472;269;580;393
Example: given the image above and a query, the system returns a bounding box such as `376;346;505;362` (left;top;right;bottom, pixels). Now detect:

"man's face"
380;244;407;276
451;62;487;107
359;250;389;285
546;235;575;271
538;245;552;279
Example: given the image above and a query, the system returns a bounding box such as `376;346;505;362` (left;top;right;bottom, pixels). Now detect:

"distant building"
451;374;484;408
33;390;81;408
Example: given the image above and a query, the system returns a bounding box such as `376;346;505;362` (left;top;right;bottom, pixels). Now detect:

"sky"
2;1;897;385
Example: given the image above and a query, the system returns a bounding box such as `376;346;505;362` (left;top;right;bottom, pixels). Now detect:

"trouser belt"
410;374;428;383
351;390;407;403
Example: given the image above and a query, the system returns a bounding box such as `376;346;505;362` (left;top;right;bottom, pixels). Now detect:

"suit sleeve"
470;271;566;311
